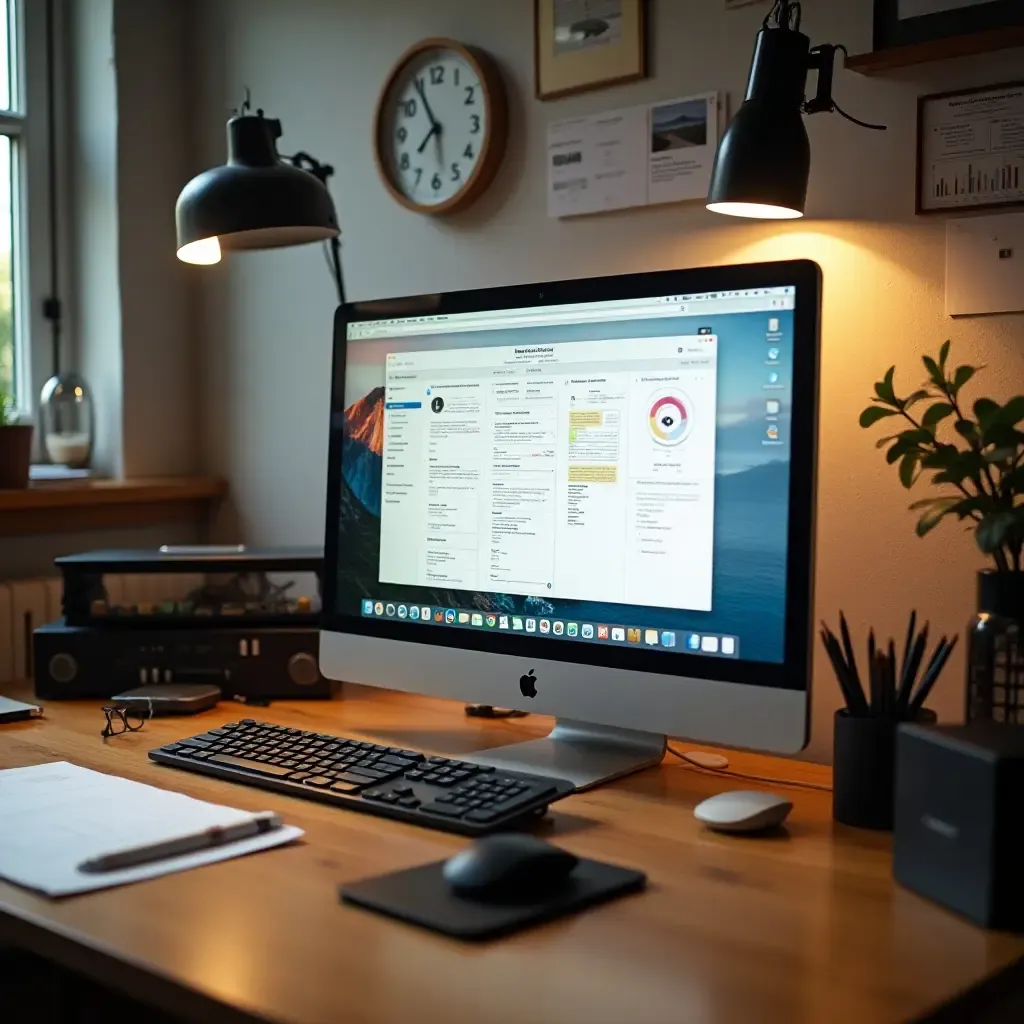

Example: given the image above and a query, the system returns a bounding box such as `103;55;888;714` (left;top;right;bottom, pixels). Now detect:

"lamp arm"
803;44;887;131
283;150;346;306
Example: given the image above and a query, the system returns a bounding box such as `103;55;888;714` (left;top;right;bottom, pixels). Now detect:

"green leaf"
995;395;1024;428
886;430;930;464
859;406;899;427
874;366;897;405
976;511;1016;554
952;365;978;395
984;447;1016;464
902;389;932;412
939;340;950;372
922;355;945;390
974;397;1000;427
875;433;902;450
916;500;959;537
955;419;980;444
920;445;959;470
921;402;954;431
909;496;960;510
899;451;920;489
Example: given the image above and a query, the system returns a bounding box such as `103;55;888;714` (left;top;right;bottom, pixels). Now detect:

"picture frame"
535;0;647;101
916;81;1024;215
874;0;1023;52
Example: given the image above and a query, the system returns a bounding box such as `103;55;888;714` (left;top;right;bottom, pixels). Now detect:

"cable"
832;99;887;132
666;745;833;793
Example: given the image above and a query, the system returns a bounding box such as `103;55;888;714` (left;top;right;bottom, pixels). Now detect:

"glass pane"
0;0;10;112
0;137;13;403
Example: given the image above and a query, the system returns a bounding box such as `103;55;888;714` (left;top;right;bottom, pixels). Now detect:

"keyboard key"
303;776;333;788
420;801;466;819
362;789;385;800
405;770;425;781
422;773;442;783
465;808;500;824
399;796;420;808
333;772;374;787
289;772;310;782
179;737;213;750
398;750;426;762
490;787;556;816
209;754;296;777
392;784;414;796
380;756;415;770
474;765;495;773
379;793;399;804
160;744;183;754
330;781;362;794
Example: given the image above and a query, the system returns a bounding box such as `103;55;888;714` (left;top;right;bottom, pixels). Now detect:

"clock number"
431;172;442;191
396;126;407;143
414;168;423;187
430;65;444;85
464;85;476;106
470;114;481;134
463;144;474;161
401;98;417;118
399;152;410;171
451;162;462;182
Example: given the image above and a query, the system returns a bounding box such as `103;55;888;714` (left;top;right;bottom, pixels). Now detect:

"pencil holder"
833;708;936;830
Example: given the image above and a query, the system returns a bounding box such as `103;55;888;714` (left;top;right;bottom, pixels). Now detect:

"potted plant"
860;342;1024;722
0;389;32;489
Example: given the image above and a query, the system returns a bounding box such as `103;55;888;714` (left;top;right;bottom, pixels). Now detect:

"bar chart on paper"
930;156;1023;204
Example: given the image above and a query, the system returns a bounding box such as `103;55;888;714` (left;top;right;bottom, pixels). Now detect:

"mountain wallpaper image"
337;386;791;663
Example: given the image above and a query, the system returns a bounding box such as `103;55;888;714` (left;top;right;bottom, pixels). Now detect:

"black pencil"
910;634;958;713
901;610;917;685
822;627;868;716
838;612;865;711
897;625;928;717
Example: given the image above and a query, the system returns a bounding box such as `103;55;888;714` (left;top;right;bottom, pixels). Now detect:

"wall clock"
374;38;508;215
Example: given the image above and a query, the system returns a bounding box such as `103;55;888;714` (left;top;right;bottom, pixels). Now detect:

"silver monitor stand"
466;720;667;791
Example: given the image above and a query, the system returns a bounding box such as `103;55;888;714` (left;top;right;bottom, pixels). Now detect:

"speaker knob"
48;653;78;684
287;652;320;687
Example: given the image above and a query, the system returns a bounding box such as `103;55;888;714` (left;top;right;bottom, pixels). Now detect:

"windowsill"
0;477;227;536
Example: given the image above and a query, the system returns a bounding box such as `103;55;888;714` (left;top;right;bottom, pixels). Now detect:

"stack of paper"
0;762;302;896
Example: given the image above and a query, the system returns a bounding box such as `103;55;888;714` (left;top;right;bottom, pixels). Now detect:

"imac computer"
321;260;821;789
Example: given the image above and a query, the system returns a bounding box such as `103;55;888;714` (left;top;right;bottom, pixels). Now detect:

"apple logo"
519;669;537;698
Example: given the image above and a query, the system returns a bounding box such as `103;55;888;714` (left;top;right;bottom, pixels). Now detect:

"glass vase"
966;570;1024;724
40;371;94;468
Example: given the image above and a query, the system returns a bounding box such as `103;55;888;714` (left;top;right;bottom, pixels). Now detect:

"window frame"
2;0;57;417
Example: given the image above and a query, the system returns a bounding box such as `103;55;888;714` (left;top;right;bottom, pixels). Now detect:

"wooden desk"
1;684;1022;1024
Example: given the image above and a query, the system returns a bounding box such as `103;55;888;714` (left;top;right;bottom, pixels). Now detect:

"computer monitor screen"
322;261;819;756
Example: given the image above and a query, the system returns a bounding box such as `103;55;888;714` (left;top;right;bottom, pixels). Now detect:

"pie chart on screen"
648;389;693;446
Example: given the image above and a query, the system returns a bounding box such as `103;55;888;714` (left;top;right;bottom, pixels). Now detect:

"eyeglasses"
101;704;151;739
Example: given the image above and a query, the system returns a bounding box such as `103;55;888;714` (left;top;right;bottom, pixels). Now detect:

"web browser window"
338;286;796;664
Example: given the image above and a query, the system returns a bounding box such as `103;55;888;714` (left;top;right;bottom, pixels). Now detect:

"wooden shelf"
0;476;227;537
846;26;1024;74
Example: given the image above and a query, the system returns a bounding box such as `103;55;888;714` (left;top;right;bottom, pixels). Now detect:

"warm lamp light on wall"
175;93;346;302
707;0;885;220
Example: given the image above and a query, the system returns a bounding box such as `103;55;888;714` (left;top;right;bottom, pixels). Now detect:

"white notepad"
0;762;303;897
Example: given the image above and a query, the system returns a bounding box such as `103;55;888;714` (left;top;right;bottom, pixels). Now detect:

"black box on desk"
893;722;1024;931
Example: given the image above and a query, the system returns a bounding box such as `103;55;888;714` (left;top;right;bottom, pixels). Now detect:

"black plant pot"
966;571;1024;724
833;707;936;830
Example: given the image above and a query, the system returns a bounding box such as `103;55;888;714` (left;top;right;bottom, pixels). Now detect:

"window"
0;0;52;411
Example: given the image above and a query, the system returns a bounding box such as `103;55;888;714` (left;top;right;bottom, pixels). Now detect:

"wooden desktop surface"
1;683;1022;1024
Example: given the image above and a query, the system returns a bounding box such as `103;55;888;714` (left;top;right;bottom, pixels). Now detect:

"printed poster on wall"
547;92;721;218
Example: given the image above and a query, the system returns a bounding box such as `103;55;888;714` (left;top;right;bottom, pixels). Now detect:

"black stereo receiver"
33;546;333;701
34;621;331;700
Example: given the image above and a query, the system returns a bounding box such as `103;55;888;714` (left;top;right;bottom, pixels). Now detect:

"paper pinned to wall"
547;92;720;219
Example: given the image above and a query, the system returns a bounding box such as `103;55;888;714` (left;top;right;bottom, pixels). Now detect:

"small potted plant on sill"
860;342;1024;724
0;390;32;490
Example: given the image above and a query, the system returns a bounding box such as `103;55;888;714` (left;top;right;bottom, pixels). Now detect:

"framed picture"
535;0;647;101
916;82;1024;214
874;0;1024;51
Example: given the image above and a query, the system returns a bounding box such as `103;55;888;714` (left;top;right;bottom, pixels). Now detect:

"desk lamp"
707;0;885;220
176;94;346;303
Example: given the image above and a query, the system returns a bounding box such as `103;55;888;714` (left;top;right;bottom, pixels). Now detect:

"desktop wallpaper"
336;308;794;663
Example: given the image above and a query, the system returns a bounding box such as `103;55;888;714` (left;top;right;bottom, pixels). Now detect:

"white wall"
193;0;1024;760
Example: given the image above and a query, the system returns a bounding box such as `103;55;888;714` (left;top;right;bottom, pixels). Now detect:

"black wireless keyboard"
149;720;574;835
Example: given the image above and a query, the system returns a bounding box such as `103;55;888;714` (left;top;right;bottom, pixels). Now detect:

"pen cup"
833;708;936;830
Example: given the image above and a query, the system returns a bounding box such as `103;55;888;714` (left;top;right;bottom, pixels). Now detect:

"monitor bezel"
322;259;820;696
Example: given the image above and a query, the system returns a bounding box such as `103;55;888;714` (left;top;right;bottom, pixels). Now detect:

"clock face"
377;43;503;213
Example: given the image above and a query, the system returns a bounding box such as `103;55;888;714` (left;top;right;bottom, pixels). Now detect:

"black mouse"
442;834;579;903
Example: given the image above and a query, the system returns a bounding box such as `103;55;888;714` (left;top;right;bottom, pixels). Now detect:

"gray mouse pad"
339;857;647;942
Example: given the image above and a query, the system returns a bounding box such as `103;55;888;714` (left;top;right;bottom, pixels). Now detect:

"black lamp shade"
176;114;339;263
707;23;812;219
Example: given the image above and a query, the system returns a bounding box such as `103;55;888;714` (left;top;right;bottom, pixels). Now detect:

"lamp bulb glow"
706;202;804;220
177;236;222;265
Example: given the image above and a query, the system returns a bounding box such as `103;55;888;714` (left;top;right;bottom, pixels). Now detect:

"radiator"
0;574;205;683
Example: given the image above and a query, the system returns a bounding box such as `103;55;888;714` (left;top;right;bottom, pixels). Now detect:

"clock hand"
417;123;440;154
414;79;441;135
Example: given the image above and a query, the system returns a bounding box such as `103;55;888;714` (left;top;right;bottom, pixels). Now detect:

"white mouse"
694;790;793;833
